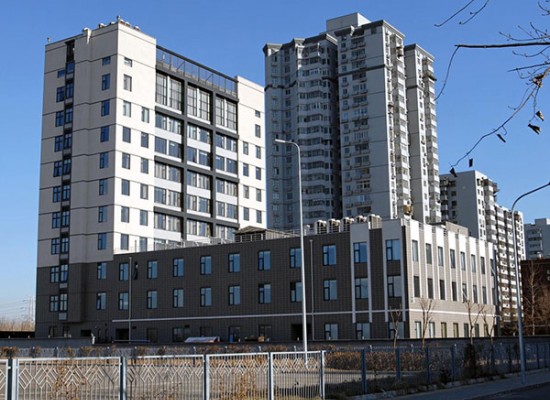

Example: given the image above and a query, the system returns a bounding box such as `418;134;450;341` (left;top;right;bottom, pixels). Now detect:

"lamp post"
510;181;550;384
275;138;307;354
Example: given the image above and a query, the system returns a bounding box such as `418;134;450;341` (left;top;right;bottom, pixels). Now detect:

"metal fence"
0;343;548;399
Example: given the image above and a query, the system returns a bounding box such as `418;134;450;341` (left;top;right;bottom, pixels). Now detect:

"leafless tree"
436;1;550;170
480;305;495;344
419;298;436;349
389;305;402;350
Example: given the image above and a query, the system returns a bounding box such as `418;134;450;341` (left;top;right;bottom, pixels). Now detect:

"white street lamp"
510;181;550;384
275;138;308;354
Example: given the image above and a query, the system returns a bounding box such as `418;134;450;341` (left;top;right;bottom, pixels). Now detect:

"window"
123;101;131;117
141;158;149;174
53;161;62;177
323;279;338;301
50;266;60;283
356;322;370;340
255;167;261;180
123;74;132;91
49;295;59;312
120;206;129;223
324;323;338;340
290;248;301;269
56;86;65;102
124;57;133;66
102;56;111;65
121;179;130;196
386;239;401;261
258;250;271;270
229;253;240;273
61;184;71;201
353;242;367;263
172;327;185;343
243;207;249;221
482;286;488;304
99;152;109;169
65;82;74;99
140;210;148;226
52;212;60;228
147;290;157;309
187;86;211;121
437;246;444;267
101;74;110;90
200;256;212;275
452;281;458;302
453;323;460;338
481;257;486;275
60;237;69;254
414;276;420;297
55;111;64;127
173;258;184;277
441;322;448;338
255;124;261;138
215;97;237;130
290;281;302;303
425;243;432;264
462;283;468;302
119;292;128;310
429;322;436;338
95;292;107;310
387;275;402;297
119;262;129;281
101;100;110;116
122;126;131;143
100;126;110;142
97;233;107;250
256;188;262;202
229;286;241;305
122;153;131;169
322;245;337;266
99;179;108;195
97;262;107;280
243;163;249;176
258;284;271;304
472;285;478;303
427;278;434;299
471;255;477;273
120;234;129;250
139;106;150;123
53;186;62;202
256;210;262;224
460;251;466;270
355;278;368;299
141;132;149;148
256;145;261;159
450;249;456;268
200;287;212;306
439;279;446;300
173;289;184;308
147;260;158;279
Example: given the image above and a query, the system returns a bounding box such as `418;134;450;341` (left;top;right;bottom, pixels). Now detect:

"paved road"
484;382;550;399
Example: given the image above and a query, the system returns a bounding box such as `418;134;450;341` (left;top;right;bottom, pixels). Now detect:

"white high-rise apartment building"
440;170;525;329
38;19;266;272
524;218;550;259
264;13;440;230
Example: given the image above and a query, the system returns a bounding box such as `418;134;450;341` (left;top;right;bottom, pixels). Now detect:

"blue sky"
0;0;548;315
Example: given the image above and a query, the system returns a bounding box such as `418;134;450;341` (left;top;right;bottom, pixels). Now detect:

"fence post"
537;344;541;369
491;344;496;376
119;356;127;400
361;348;367;395
6;358;14;400
268;353;274;400
508;344;513;373
450;345;456;382
320;351;326;400
425;347;431;385
203;355;210;400
395;347;401;381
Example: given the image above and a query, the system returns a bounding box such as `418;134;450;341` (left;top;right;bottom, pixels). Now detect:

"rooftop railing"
156;47;237;96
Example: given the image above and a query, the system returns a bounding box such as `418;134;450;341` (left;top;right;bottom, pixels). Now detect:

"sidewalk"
390;369;550;399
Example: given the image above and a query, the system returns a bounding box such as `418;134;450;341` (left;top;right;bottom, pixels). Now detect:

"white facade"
524;218;550;259
38;19;266;269
265;13;441;231
349;217;496;339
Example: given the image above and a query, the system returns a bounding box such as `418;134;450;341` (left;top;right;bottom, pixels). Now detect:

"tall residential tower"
264;13;440;230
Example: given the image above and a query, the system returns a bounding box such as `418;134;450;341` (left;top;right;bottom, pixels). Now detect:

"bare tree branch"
435;0;477;27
